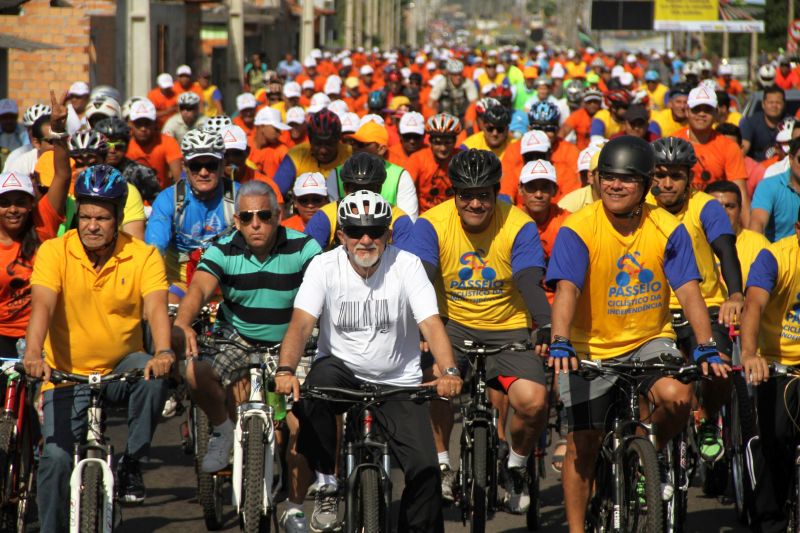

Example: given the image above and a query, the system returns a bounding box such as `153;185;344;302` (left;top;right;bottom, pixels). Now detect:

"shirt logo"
448;249;504;301
614;252;654;287
458;249;496;281
607;251;664;315
782;293;800;341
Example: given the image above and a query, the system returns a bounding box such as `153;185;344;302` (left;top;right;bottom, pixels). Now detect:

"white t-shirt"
294;245;440;386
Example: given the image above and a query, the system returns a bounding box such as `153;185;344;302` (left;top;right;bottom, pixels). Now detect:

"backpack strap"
221;177;236;227
173;180;189;262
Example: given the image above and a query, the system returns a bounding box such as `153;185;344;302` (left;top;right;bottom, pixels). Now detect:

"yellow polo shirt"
31;230;167;380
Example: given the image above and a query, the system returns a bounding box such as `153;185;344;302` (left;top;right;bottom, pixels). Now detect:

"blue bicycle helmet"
74;164;128;212
527;101;560;127
367;90;387;112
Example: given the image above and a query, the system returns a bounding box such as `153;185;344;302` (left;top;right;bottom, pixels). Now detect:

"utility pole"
354;0;363;48
226;0;244;110
126;0;151;99
300;0;315;61
345;0;354;49
408;2;417;47
364;0;372;48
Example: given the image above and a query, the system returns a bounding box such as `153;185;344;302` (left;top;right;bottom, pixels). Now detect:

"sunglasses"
483;125;506;134
653;170;689;180
106;140;126;151
237;209;273;224
456;190;493;203
429;136;455;145
598;173;643;185
179;105;198;111
0;196;31;208
187;160;220;173
342;226;386;240
296;194;327;206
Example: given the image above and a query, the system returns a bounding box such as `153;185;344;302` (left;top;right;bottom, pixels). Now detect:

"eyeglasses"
342;226;387;240
429;136;455;146
237;209;273;224
653;170;689;180
296;194;327;206
187;160;221;173
598;173;643;185
106;140;126;151
456;190;493;203
483;125;506;134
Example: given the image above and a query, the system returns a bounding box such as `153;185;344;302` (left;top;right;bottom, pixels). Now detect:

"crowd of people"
0;41;799;533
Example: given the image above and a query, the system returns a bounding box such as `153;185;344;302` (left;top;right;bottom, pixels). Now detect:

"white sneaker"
306;479;320;499
161;395;180;418
280;509;309;533
201;424;234;473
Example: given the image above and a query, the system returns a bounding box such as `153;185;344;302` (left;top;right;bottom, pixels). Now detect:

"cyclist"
559;88;603;151
589;89;630;139
3;104;51;177
249;106;290;180
558;141;605;213
652;83;691;137
411;149;552;512
546;136;727;532
273;109;352;196
460;105;513;159
124;98;183;189
428;59;478;127
305;152;413;250
0;99;28;163
281;171;328;232
275;190;462;533
22;164;173;530
387;110;427;166
161;92;207;143
405;113;462;214
145;129;239;303
218;124;284;204
739;207;800;533
94;117;161;203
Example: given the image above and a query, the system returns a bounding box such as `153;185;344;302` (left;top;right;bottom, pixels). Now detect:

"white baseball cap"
176;64;192;77
310;48;322;60
324;76;342;95
68;81;90;96
415;55;425;64
426;61;437;71
340;112;360;133
286;106;306;125
0;171;34;197
618;71;635;87
157;73;174;90
128;98;157;121
610;65;625;79
519;160;557;185
283;81;302;99
718;64;733;76
341;56;353;67
358;113;385;127
301;79;315;90
219;125;249;151
293;172;327;197
550;63;565;79
0;99;18;116
626;53;637;63
236;92;258;111
328;99;350;118
360;65;374;75
303;56;317;68
307;93;331;113
398;111;425;135
687;85;718;109
577;144;602;172
254;106;291;130
520;130;551;155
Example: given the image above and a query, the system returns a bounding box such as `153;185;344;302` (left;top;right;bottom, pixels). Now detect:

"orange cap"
523;66;538;78
350;121;389;146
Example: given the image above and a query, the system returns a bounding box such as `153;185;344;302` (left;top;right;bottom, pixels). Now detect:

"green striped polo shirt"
197;226;321;343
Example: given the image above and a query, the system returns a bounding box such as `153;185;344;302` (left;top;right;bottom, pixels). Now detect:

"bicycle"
451;340;540;533
576;356;702;533
0;356;39;532
300;383;440;533
14;363;143;533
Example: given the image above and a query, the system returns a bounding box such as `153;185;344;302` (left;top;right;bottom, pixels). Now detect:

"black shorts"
672;306;732;359
420;320;546;388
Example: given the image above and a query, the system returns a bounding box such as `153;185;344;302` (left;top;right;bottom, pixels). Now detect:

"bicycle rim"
470;425;489;533
194;409;225;530
241;416;269;533
623;438;662;532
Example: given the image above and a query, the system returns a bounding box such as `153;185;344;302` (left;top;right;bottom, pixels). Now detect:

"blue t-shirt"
751;171;800;242
740;111;781;162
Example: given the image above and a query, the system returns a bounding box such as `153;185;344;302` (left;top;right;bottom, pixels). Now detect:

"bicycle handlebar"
769;362;800;377
14;363;144;386
300;385;442;403
452;341;532;356
576;358;705;384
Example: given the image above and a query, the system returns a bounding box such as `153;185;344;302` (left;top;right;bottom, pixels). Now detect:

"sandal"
551;438;567;473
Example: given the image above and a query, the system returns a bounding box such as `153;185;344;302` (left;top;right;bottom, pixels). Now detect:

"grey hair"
235;180;278;212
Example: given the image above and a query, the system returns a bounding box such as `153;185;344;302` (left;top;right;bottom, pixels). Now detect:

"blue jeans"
37;352;168;533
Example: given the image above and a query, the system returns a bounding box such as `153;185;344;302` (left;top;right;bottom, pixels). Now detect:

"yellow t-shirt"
557;184;595;213
639;83;669;112
652;108;686;137
30;230;168;381
547;202;701;359
122;183;146;225
414;200;545;330
746;236;800;365
737;229;770;290
460;131;512;160
590;109;625;138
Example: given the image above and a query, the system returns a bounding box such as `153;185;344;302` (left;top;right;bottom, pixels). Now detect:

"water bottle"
15;338;25;358
267;392;287;422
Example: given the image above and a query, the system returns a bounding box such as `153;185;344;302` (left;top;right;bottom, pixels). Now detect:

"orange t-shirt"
249;142;289;179
406;147;457;214
343;94;368;116
236;166;284;204
281;213;306;232
172;81;204;99
147;88;178;130
233;116;257;148
0;195;63;338
500;139;581;204
280;130;307;149
564;108;594;150
674;127;747;189
387;144;417;171
527;204;571;305
125;133;183;189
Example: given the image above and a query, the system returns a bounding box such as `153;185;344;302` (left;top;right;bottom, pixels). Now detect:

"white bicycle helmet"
180;129;225;159
121;97;143;120
446;59;464;75
68;130;108;156
22;104;51;127
178;92;201;107
697;58;713;73
85;96;121;121
758;64;776;87
337;190;392;228
202;115;233;135
683;61;701;77
89;85;122;105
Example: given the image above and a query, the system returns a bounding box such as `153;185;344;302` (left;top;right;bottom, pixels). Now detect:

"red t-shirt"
125;133;183;189
0;195;63;337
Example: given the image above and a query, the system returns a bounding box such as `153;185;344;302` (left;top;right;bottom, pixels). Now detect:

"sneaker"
280;509;309;533
658;452;674;501
201;424;234;473
697;420;724;463
306;479;320;499
503;466;530;514
310;484;340;532
161;395;180;418
116;456;145;504
439;464;457;503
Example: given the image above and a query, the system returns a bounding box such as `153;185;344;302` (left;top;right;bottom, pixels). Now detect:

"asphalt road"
85;403;752;533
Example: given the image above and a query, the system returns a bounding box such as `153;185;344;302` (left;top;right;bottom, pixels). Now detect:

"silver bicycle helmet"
337;190;392;228
180;129;225;159
22;104;51;127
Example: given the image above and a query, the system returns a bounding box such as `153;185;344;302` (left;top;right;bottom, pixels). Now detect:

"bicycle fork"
231;404;275;515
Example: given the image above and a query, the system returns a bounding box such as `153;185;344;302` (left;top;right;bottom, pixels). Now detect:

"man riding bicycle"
275;190;462;533
22;164;172;531
410;148;553;513
546;136;728;533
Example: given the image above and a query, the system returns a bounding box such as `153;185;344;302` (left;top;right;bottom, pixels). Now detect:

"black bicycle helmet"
340;152;387;186
93;117;130;141
448;149;502;190
307;109;342;142
597;136;655;179
651;137;697;168
482;105;511;129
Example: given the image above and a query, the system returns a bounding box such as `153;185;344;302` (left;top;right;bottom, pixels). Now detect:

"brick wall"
0;0;116;111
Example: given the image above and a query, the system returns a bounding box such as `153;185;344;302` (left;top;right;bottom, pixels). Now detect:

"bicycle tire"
78;463;103;533
663;436;688;533
470;425;489;533
623;437;662;532
195;409;225;530
357;468;381;533
0;414;15;506
729;373;756;525
585;447;612;533
526;452;541;530
242;416;270;533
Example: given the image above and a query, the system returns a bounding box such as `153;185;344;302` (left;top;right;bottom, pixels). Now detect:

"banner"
653;0;765;33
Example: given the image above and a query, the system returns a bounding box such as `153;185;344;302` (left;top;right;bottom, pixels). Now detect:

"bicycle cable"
783;375;800;433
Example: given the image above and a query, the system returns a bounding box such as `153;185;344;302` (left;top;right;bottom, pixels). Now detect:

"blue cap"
644;70;659;81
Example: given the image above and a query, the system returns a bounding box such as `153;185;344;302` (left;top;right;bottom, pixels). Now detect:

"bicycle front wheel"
78;463;103;533
356;468;381;533
526;451;541;530
728;373;756;525
194;408;225;530
241;416;270;533
623;437;663;532
663;436;688;533
470;425;489;533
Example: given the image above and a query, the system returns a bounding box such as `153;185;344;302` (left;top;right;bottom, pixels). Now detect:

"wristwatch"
275;366;295;376
443;367;460;377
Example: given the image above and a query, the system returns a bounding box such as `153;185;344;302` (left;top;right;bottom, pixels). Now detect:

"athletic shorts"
559;337;682;432
671;306;732;359
421;320;546;389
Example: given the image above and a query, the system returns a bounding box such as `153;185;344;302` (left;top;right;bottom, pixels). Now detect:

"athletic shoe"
503;466;530;514
306;479;320;499
440;464;457;503
116;456;145;504
658;451;674;501
697;420;724;463
280;509;309;533
310;484;340;532
201;424;234;473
